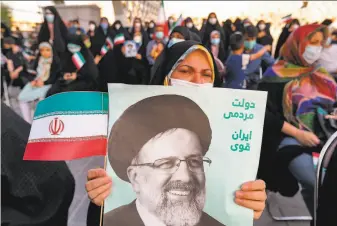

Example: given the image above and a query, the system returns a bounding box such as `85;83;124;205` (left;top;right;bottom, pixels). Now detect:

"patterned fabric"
263;24;337;132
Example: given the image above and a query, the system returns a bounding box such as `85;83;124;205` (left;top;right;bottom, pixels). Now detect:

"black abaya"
46;34;99;96
37;6;68;57
1;103;75;226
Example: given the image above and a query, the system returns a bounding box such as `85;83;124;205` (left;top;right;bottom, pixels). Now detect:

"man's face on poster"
127;128;207;226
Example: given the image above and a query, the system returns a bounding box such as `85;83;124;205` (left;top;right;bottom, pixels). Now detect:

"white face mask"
169;19;174;25
302;45;322;65
115;24;121;30
170;78;213;88
89;24;96;31
292;24;300;31
149;23;155;28
186;22;193;28
135;23;141;29
67;43;81;54
209;18;217;25
258;24;266;31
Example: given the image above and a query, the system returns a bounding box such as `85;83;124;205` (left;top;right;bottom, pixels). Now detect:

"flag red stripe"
24;139;107;161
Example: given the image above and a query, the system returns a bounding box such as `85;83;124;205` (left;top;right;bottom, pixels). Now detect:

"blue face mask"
100;23;108;30
211;38;220;45
244;40;256;50
326;37;332;46
155;31;164;39
45;14;54;23
168;38;184;48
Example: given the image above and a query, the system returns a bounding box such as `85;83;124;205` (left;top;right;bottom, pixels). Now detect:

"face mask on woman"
209;18;217;25
155;31;164;40
89;24;96;31
149;23;155;29
186;22;193;28
244;40;256;50
100;23;108;30
170;78;213;87
45;14;54;23
115;24;121;30
258;23;266;31
84;39;91;49
134;35;142;44
302;45;322;65
211;38;220;45
67;43;81;54
168;38;185;48
135;23;141;29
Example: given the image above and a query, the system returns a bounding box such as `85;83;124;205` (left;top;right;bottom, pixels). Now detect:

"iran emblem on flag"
23;92;108;161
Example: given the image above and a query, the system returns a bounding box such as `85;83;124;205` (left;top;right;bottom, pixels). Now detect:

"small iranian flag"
169;14;184;35
312;152;320;169
71;52;86;70
106;37;114;49
100;45;109;56
157;0;169;38
114;33;125;45
23;92;109;161
282;14;293;24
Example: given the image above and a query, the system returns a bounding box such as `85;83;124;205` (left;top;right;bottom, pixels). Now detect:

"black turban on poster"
108;94;212;182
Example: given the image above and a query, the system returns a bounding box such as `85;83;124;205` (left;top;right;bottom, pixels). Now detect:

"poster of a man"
105;94;223;226
104;84;267;226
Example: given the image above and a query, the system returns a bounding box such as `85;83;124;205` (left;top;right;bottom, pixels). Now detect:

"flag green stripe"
34;92;109;118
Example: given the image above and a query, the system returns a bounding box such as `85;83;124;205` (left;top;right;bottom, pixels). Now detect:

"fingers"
235;198;265;215
86;176;112;192
241;180;266;191
87;168;107;180
91;187;111;206
236;190;267;202
254;210;264;220
88;181;112;203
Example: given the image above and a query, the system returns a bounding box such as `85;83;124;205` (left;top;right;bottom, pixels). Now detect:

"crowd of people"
1;5;337;226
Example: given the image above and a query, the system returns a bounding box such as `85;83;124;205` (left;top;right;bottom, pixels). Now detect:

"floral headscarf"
263;24;337;132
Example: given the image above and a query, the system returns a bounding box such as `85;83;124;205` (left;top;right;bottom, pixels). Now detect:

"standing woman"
146;20;156;40
91;17;116;91
274;19;300;59
256;20;274;54
223;19;234;51
200;13;227;56
184;17;200;37
205;30;226;64
38;6;68;58
121;18;149;84
46;34;99;96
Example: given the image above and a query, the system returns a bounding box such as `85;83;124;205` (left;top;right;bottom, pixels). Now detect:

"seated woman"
4;36;34;89
46;34;99;97
18;42;61;123
258;24;337;217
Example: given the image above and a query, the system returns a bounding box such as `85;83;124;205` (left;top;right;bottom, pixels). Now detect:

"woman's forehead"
179;49;212;69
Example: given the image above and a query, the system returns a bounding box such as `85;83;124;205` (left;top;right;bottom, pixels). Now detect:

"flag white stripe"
73;54;84;68
29;114;107;140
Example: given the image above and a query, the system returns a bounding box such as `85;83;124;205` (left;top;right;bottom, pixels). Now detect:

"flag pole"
162;0;167;22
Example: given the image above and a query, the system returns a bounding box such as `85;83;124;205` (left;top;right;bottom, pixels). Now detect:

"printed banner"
104;84;267;226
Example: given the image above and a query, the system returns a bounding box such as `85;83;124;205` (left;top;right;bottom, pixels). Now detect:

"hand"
157;43;164;52
121;46;126;55
325;114;337;120
35;79;44;87
136;54;142;60
10;71;19;79
295;129;320;147
86;168;112;206
94;55;102;64
31;80;37;87
70;72;77;80
264;45;272;52
235;180;267;220
63;73;71;80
